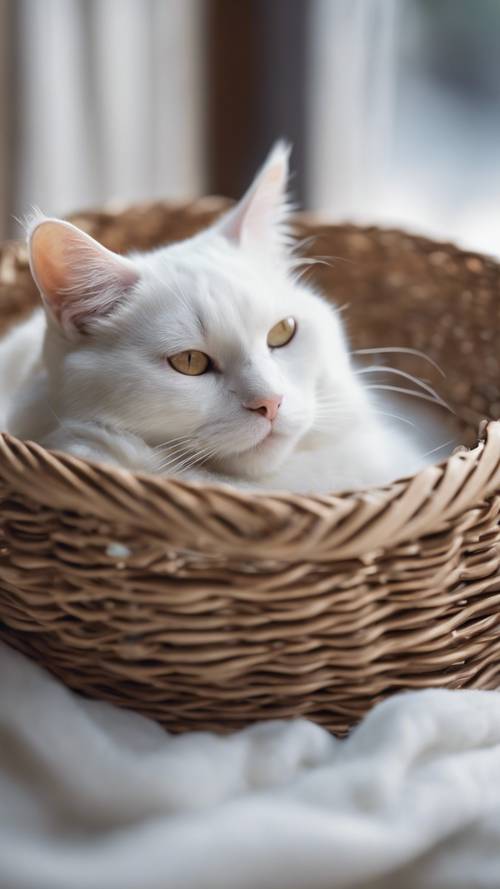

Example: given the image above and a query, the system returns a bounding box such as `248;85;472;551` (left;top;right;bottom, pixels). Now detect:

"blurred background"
1;0;500;254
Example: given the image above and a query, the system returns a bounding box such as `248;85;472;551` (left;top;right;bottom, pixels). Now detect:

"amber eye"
168;350;211;376
267;317;297;348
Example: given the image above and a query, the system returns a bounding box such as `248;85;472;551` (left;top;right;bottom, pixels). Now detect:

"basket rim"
0;420;499;561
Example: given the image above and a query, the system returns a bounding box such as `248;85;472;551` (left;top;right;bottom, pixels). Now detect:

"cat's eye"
168;350;211;375
267;317;297;348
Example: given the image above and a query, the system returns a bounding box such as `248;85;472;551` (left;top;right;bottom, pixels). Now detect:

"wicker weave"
0;198;499;734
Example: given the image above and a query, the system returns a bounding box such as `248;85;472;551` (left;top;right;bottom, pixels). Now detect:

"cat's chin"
219;428;299;480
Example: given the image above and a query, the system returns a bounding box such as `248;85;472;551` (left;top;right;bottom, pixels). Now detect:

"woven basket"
0;198;500;734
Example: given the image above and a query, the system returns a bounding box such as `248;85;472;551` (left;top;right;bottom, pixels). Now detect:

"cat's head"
28;143;363;480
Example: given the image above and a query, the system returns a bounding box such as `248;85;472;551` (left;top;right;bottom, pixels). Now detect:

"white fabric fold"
1;641;500;889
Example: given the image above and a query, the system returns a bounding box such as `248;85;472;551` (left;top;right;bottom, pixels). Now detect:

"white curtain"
307;0;397;221
0;0;13;239
13;0;205;230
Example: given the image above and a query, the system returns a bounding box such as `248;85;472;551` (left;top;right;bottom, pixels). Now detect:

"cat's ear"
217;141;292;254
27;215;139;336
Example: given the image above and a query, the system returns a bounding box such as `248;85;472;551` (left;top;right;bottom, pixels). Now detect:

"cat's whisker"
158;441;223;476
420;438;456;459
156;448;200;473
312;409;358;419
154;446;190;461
154;441;200;469
152;435;194;452
352;346;445;377
153;442;194;459
154;435;193;448
286;389;418;428
166;446;222;476
364;383;455;414
178;447;223;475
354;365;448;408
312;399;368;412
157;455;199;475
367;409;415;427
307;396;356;407
153;435;192;447
292;259;332;284
158;453;191;474
312;406;416;428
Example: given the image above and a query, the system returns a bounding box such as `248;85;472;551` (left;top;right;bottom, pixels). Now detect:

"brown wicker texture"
0;198;500;734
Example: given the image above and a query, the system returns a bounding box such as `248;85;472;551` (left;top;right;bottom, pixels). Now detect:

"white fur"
0;145;426;493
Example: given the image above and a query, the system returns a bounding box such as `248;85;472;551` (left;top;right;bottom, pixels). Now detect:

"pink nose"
244;395;283;421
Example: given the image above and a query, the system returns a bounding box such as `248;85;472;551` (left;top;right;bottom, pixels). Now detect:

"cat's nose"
244;395;283;421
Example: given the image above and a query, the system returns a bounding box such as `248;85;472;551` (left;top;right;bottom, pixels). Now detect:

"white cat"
1;143;428;494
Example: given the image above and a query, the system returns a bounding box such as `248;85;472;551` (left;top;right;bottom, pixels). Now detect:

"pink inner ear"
30;223;75;308
29;220;138;333
217;142;290;248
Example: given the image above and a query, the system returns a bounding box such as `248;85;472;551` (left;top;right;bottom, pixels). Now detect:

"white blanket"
1;641;500;889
